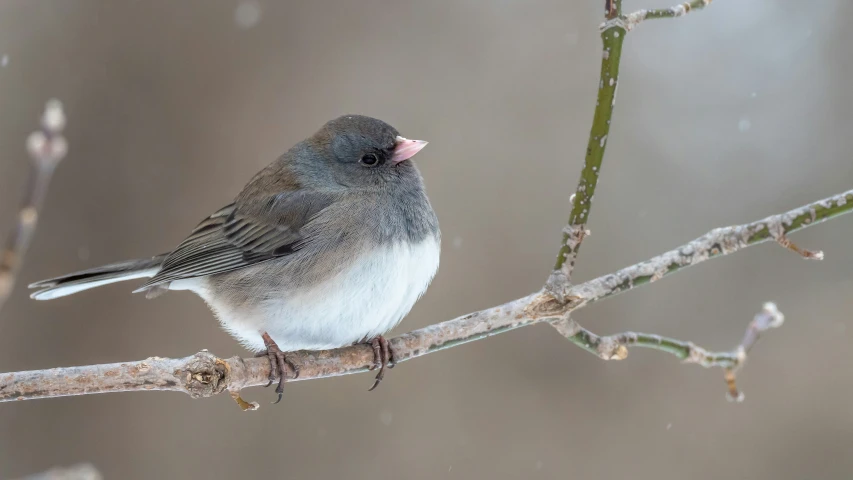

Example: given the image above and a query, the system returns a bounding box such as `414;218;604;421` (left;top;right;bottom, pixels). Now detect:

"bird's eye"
360;153;379;166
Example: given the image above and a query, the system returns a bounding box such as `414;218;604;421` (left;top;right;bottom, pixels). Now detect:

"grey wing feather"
135;191;335;290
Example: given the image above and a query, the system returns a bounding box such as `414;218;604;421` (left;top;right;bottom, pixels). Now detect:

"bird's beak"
391;136;428;164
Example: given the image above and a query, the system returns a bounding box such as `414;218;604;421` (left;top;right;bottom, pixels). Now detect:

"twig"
12;463;102;480
565;189;850;309
548;0;712;299
0;0;843;412
548;0;713;340
547;0;625;297
0;100;67;315
554;303;784;400
622;0;713;31
1;190;849;409
774;232;824;260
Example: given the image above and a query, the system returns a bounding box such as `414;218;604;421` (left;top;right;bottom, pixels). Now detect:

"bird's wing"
136;190;337;289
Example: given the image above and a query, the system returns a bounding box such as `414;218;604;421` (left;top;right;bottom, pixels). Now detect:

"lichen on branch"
0;0;848;411
1;189;850;409
548;4;626;295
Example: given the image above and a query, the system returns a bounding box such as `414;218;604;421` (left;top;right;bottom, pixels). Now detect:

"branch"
1;190;849;409
564;189;851;309
0;100;67;315
548;0;714;296
553;302;785;401
548;0;715;356
548;0;625;295
0;0;843;412
622;0;713;31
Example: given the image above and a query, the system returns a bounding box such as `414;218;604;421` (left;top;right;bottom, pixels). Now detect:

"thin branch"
548;0;713;338
0;293;541;410
1;190;848;409
0;100;67;315
622;0;713;31
565;189;852;309
554;302;784;400
548;0;713;298
547;0;625;297
0;0;842;413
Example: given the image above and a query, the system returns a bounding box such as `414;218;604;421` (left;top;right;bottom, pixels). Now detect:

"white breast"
198;236;440;352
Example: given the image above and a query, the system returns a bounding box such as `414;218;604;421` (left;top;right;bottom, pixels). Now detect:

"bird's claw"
367;335;395;391
258;332;299;404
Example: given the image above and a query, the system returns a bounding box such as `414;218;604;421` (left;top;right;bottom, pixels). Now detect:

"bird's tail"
29;254;167;301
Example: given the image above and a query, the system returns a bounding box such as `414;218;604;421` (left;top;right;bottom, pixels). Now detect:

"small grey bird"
30;115;441;400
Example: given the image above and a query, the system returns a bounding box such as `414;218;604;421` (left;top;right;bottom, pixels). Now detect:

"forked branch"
554;302;785;401
1;189;849;409
0;0;848;410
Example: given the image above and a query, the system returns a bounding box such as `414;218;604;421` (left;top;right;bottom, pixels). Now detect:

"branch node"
27;99;67;167
683;342;709;366
177;351;229;399
0;99;69;316
597;339;628;360
599;17;629;33
525;291;571;319
620;0;713;31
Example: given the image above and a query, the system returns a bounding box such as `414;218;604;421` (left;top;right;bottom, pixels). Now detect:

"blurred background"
1;0;851;478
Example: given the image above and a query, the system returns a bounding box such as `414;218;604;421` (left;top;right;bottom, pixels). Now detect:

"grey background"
1;0;852;479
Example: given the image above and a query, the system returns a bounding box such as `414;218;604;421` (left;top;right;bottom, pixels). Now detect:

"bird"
29;115;441;401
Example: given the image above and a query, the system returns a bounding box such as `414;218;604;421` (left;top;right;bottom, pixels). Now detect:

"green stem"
644;0;712;20
568;327;739;368
551;2;626;283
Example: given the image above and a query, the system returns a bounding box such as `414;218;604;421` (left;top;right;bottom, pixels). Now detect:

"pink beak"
390;136;428;164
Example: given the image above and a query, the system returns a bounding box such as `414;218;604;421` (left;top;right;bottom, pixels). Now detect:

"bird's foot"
367;335;396;391
256;332;300;404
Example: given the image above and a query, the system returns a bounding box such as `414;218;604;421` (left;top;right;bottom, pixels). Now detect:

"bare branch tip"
683;342;707;365
773;232;824;260
27;99;68;166
42;99;67;133
229;389;260;411
724;369;745;403
726;390;746;403
600;17;629;33
759;302;785;329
